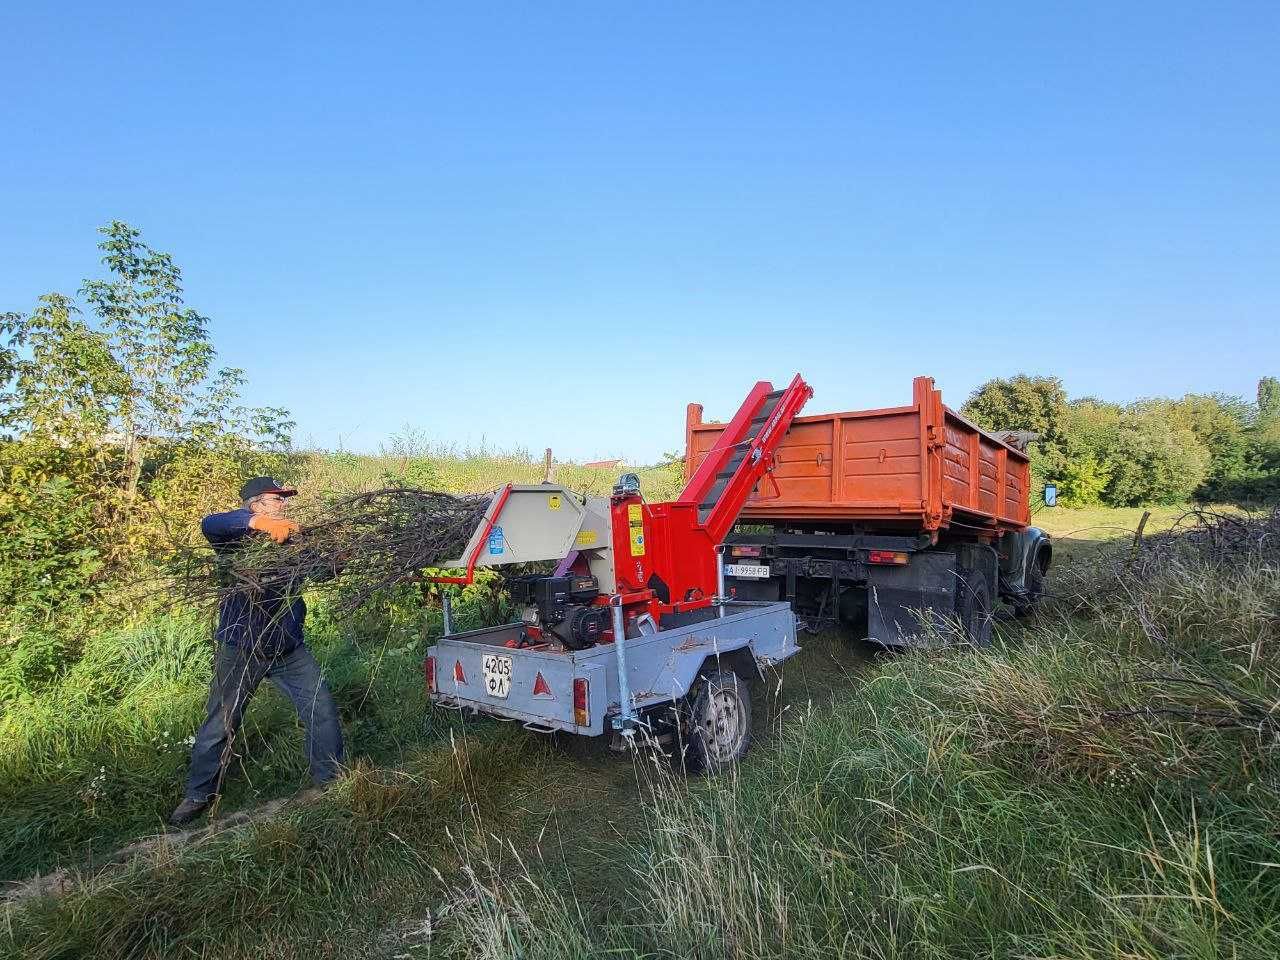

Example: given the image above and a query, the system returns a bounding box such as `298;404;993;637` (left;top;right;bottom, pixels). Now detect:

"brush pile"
1051;507;1280;741
169;488;491;614
1053;507;1280;611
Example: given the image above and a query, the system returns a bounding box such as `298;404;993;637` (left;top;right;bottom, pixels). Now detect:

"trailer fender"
635;636;757;709
625;604;798;713
695;646;762;684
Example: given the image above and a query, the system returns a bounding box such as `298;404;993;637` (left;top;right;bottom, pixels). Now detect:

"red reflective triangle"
532;671;554;698
453;660;466;684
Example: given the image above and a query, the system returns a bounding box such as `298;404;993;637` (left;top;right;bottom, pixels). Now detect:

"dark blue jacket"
202;508;307;656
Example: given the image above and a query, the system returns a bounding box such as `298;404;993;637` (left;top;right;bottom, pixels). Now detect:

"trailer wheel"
681;669;753;774
957;572;995;647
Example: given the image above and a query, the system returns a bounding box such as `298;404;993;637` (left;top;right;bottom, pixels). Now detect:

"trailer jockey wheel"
957;572;994;647
681;668;753;774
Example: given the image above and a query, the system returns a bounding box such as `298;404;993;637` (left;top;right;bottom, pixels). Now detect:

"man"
170;477;345;826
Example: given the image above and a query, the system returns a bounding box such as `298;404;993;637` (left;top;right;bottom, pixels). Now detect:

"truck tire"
956;570;994;647
681;668;753;774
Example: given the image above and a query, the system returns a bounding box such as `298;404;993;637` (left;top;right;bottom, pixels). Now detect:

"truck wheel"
681;669;753;774
957;572;994;647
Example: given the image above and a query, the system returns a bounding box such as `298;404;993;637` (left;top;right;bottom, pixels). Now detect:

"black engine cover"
556;605;609;650
507;574;606;649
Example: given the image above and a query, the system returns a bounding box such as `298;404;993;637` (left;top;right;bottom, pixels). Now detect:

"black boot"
168;797;211;826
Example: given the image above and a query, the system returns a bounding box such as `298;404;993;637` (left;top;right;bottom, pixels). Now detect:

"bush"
1102;409;1210;505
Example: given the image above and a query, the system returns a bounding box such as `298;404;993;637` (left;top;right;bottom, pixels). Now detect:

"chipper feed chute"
438;484;617;591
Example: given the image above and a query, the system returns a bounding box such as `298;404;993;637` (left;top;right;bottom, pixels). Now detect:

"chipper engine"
424;375;812;770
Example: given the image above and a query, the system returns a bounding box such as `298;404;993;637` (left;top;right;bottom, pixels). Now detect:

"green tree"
1100;408;1210;506
79;221;220;495
0;222;294;690
1159;394;1254;497
962;375;1068;458
1041;400;1122;507
1258;376;1280;425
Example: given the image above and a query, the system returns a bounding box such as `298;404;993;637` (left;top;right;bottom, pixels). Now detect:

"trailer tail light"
425;656;437;694
868;550;910;565
730;545;762;558
572;678;589;727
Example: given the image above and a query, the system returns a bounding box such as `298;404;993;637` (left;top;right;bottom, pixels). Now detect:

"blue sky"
2;2;1276;463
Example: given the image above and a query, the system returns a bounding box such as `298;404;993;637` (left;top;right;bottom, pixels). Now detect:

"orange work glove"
249;515;301;544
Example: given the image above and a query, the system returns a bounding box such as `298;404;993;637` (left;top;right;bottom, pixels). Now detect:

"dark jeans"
184;643;345;802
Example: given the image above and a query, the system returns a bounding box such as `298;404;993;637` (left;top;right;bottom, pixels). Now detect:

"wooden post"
1131;510;1151;558
542;448;555;484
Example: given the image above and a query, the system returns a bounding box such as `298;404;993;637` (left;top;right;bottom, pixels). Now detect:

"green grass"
3;460;1277;960
0;444;680;885
1034;503;1219;562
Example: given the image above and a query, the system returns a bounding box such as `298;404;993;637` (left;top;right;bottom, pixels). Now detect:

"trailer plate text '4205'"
727;563;770;579
482;654;512;698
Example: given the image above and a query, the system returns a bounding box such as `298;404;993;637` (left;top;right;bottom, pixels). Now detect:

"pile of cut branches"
1051;507;1280;742
166;488;490;615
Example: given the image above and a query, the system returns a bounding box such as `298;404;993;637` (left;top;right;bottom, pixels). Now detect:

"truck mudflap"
428;602;800;736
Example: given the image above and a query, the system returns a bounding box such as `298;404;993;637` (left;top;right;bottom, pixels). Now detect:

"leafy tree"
1040;400;1122;506
1153;394;1254;498
1100;408;1210;506
1258;376;1280;425
962;375;1068;459
78;221;220;494
1;295;123;442
0;222;293;691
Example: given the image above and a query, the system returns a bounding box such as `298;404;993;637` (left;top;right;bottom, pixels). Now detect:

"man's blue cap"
239;477;297;501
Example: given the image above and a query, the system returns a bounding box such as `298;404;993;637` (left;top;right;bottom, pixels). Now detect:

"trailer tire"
681;668;753;774
957;571;995;647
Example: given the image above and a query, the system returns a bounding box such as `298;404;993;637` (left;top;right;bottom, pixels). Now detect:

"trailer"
685;376;1052;647
426;376;813;769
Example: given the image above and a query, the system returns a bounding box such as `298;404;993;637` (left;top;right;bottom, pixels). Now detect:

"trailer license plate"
728;563;770;579
482;654;512;699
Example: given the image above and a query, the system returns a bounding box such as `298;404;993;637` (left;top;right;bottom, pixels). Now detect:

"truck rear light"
572;678;589;726
868;550;910;565
425;655;437;694
730;545;762;558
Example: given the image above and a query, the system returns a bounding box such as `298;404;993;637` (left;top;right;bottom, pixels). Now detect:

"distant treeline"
962;375;1280;507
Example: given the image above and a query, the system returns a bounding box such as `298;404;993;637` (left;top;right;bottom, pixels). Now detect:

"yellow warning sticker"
548;494;562;511
575;529;598;547
627;503;645;557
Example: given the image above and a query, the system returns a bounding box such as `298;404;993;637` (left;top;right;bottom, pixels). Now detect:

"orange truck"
685;376;1051;645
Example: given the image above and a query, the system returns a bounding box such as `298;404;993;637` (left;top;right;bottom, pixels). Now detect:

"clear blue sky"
2;2;1276;463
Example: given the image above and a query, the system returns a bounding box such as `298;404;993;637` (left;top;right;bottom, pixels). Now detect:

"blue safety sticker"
487;526;505;555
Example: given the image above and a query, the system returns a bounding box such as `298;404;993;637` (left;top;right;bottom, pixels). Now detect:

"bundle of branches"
168;488;491;615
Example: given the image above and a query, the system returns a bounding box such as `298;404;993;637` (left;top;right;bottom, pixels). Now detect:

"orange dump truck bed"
685;376;1032;534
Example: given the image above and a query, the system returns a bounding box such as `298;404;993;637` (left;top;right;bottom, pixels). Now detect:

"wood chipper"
425;375;813;770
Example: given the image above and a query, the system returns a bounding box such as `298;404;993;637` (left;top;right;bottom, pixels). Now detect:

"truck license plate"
482;654;512;699
728;563;770;579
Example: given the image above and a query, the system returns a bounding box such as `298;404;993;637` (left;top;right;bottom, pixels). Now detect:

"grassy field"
1;450;1275;959
1032;503;1209;563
